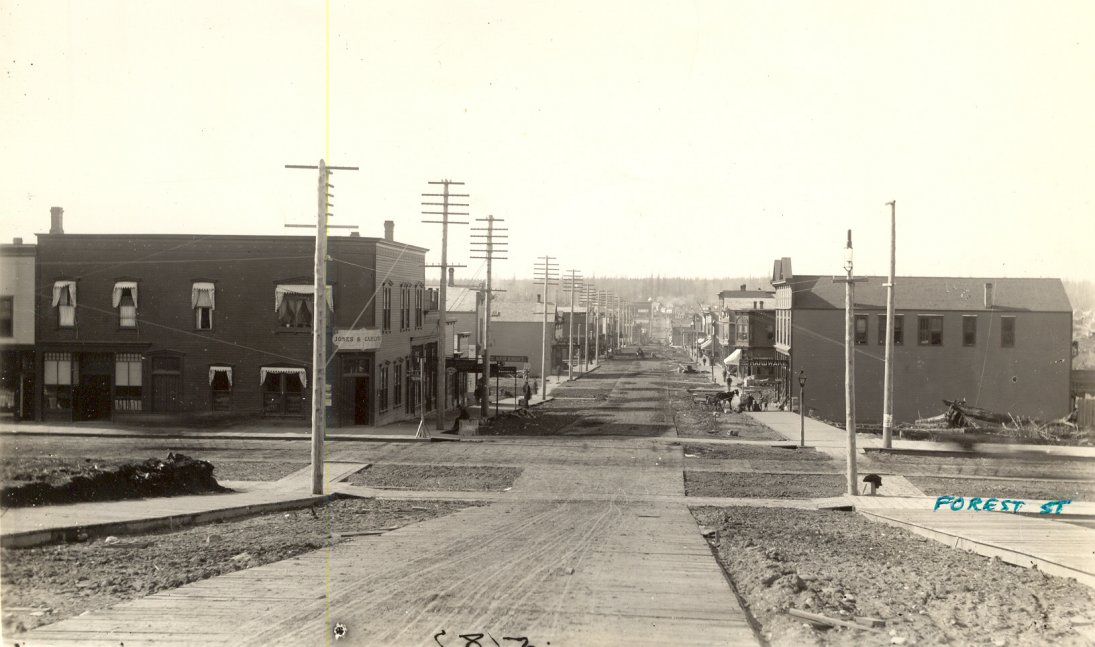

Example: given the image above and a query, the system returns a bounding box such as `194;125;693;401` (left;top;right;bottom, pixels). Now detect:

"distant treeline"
487;276;1095;315
491;276;771;307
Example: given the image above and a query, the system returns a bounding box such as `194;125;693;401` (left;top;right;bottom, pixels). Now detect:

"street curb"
1;492;340;549
0;430;427;443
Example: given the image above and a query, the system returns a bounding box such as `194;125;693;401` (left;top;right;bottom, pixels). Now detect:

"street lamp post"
798;370;807;448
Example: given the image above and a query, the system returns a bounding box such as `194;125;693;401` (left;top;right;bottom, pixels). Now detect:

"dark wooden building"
34;212;437;427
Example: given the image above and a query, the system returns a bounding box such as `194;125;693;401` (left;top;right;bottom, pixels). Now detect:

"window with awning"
209;365;233;386
113;282;138;328
275;285;333;329
52;281;77;327
193;282;215;330
260;367;308;389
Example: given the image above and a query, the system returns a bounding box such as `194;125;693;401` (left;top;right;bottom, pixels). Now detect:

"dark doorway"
339;355;371;426
263;372;305;416
76;374;111;420
353;376;370;424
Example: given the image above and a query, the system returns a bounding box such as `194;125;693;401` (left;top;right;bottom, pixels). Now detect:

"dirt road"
17;355;760;646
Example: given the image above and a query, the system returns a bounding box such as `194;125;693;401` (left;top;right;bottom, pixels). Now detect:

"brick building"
34;210;437;427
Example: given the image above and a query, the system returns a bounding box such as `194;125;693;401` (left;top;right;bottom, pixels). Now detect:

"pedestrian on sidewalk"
522;380;533;408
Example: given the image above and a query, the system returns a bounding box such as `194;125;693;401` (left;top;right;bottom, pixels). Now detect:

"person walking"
523;380;533;408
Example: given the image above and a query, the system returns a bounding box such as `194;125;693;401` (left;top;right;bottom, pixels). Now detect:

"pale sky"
2;1;1093;283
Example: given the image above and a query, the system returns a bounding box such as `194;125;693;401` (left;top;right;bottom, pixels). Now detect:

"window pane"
854;315;868;344
963;317;977;346
60;305;75;327
120;305;137;327
894;316;904;345
1002;318;1016;347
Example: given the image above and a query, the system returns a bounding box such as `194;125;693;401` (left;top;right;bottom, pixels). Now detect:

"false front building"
34;211;438;427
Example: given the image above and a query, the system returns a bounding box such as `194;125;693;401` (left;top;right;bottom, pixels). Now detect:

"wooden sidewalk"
859;508;1095;588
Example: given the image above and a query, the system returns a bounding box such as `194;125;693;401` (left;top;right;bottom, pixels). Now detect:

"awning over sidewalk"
723;349;742;365
699;339;713;350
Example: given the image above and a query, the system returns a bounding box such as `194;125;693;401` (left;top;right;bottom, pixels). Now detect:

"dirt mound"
1;453;229;508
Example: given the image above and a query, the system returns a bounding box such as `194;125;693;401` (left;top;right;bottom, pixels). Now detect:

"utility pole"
882;200;896;448
285;159;359;495
533;256;558;398
422;180;469;431
470;216;507;417
563;269;582;380
581;282;594;373
834;229;867;495
595;289;605;365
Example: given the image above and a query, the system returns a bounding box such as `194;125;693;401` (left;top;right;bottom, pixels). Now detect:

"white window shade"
112;282;139;308
192;282;216;309
260;367;307;389
274;285;333;312
209;365;233;386
52;281;76;307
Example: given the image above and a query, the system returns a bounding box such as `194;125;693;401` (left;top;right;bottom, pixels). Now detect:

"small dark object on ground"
1;453;229;508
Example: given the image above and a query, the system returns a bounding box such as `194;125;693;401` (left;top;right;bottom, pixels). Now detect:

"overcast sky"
2;1;1093;284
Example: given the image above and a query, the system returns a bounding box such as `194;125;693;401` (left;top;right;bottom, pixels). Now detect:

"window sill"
274;328;314;334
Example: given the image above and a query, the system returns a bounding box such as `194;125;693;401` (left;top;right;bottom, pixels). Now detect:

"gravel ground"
863;452;1095;480
692;505;1095;647
477;410;583;436
345;464;522;491
0;498;479;635
683;442;833;462
685;471;846;498
906;475;1095;501
211;460;309;481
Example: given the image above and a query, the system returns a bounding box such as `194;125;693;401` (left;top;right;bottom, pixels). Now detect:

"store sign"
333;328;382;351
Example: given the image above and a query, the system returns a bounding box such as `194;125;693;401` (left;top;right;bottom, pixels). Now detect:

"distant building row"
679;259;1072;423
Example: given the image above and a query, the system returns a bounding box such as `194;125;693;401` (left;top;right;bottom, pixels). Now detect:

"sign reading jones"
333;328;382;350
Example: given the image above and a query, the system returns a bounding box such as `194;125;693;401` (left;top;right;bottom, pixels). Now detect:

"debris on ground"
1;453;229;508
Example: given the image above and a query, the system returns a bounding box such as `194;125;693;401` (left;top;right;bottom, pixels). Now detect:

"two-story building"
771;257;1073;423
34;209;437;427
0;236;36;420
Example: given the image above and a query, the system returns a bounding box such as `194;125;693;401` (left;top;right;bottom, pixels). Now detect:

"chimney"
740;283;746;291
349;231;360;238
448;267;455;287
50;206;64;234
984;282;994;309
383;220;394;241
13;238;22;245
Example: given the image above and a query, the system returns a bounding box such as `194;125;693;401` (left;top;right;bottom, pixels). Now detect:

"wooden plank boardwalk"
22;498;760;646
859;508;1095;589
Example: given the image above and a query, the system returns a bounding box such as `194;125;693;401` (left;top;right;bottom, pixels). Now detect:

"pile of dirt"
1;498;478;634
693;506;1095;646
1;453;228;508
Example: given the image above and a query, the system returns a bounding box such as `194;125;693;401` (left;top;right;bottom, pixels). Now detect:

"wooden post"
882;200;896;447
834;230;866;496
